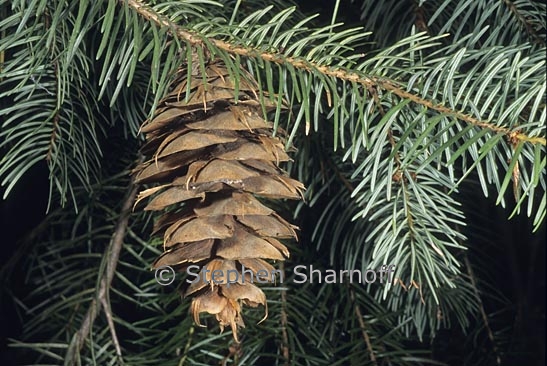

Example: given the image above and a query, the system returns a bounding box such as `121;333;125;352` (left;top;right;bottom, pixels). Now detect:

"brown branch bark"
100;296;123;358
64;176;139;364
503;0;545;46
413;0;430;34
123;0;545;147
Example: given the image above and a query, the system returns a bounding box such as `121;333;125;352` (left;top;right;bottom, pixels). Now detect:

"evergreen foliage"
0;0;545;365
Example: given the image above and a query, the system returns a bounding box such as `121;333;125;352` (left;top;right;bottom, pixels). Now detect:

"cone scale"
134;60;304;340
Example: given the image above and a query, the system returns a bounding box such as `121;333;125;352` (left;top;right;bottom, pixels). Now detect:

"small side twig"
177;325;194;366
464;255;502;366
349;288;378;365
503;0;545;46
100;296;123;358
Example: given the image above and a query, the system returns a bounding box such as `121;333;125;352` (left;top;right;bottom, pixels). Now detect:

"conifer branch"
369;84;420;288
124;0;546;147
2;1;544;364
65;174;139;363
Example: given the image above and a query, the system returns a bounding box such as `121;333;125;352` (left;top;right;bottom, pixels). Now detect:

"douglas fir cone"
134;59;304;341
